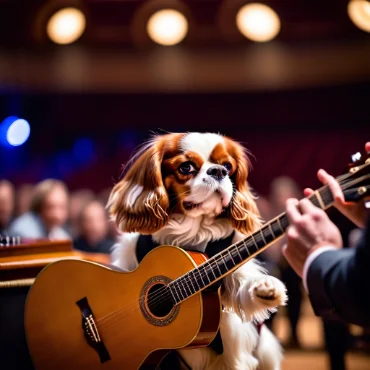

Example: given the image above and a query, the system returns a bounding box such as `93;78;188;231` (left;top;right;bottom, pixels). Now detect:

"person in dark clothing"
283;157;370;328
321;209;356;370
9;179;71;240
74;199;116;254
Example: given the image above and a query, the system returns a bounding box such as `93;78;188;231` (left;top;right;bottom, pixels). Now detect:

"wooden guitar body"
25;246;221;370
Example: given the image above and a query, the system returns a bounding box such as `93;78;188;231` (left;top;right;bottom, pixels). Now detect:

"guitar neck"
168;184;334;305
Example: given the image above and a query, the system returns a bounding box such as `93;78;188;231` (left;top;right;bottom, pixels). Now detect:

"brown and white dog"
109;132;287;370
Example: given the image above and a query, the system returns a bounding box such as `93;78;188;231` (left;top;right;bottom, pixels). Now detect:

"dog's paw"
249;277;287;308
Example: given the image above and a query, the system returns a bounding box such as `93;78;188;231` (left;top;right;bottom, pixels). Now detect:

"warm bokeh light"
236;3;281;42
348;0;370;32
147;9;188;45
46;7;86;45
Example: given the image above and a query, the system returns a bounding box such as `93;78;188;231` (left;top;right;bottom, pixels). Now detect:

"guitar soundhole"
147;283;174;317
140;275;180;326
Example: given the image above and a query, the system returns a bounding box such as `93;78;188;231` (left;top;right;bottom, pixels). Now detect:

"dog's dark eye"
179;162;197;175
222;162;232;172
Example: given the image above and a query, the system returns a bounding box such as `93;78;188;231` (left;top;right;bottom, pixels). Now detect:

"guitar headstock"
340;149;370;203
349;149;370;168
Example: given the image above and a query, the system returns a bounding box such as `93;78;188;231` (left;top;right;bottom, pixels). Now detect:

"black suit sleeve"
307;217;370;328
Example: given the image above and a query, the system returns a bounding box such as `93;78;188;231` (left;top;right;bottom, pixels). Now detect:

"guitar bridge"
76;297;111;363
84;314;101;343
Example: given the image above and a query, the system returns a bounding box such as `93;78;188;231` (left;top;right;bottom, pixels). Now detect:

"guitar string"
94;175;361;328
95;172;364;327
95;172;368;327
97;181;367;331
96;172;360;327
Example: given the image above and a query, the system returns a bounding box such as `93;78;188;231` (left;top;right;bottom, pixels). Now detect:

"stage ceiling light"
236;3;281;42
147;9;188;45
348;0;370;32
46;7;86;45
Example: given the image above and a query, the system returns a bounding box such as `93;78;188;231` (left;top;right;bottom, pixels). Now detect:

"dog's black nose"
207;166;227;181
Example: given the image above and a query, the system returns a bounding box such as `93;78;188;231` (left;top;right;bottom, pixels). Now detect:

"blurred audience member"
348;227;363;248
9;179;70;240
98;187;112;206
0;180;15;235
73;200;115;254
68;189;95;237
268;176;303;348
255;194;271;223
15;183;34;216
98;187;119;239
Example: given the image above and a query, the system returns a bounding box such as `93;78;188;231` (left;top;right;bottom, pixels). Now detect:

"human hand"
303;142;370;228
282;198;343;277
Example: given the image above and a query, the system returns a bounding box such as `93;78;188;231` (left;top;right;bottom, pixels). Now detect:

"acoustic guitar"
24;152;370;370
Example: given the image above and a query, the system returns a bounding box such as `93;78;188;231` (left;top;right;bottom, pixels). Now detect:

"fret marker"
187;274;196;293
314;190;325;209
203;266;212;284
208;261;217;279
170;283;181;303
251;234;259;249
192;271;201;290
211;263;217;280
199;269;206;287
277;218;284;233
259;230;267;244
214;256;223;275
182;279;192;296
243;240;251;256
227;250;236;266
268;223;276;238
235;246;243;260
221;254;229;270
176;281;185;300
168;286;178;304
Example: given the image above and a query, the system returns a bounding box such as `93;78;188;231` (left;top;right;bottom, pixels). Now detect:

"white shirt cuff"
302;246;337;292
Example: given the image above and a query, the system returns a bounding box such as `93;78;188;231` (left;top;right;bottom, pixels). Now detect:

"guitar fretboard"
168;186;334;305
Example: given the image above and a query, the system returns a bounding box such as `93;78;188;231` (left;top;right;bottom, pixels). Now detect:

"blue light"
0;116;31;147
7;118;30;146
72;137;94;164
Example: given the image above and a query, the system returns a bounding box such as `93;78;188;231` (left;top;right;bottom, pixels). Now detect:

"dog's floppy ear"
108;138;170;234
226;139;262;235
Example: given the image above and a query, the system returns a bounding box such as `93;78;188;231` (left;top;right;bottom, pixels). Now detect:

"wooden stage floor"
274;297;370;370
